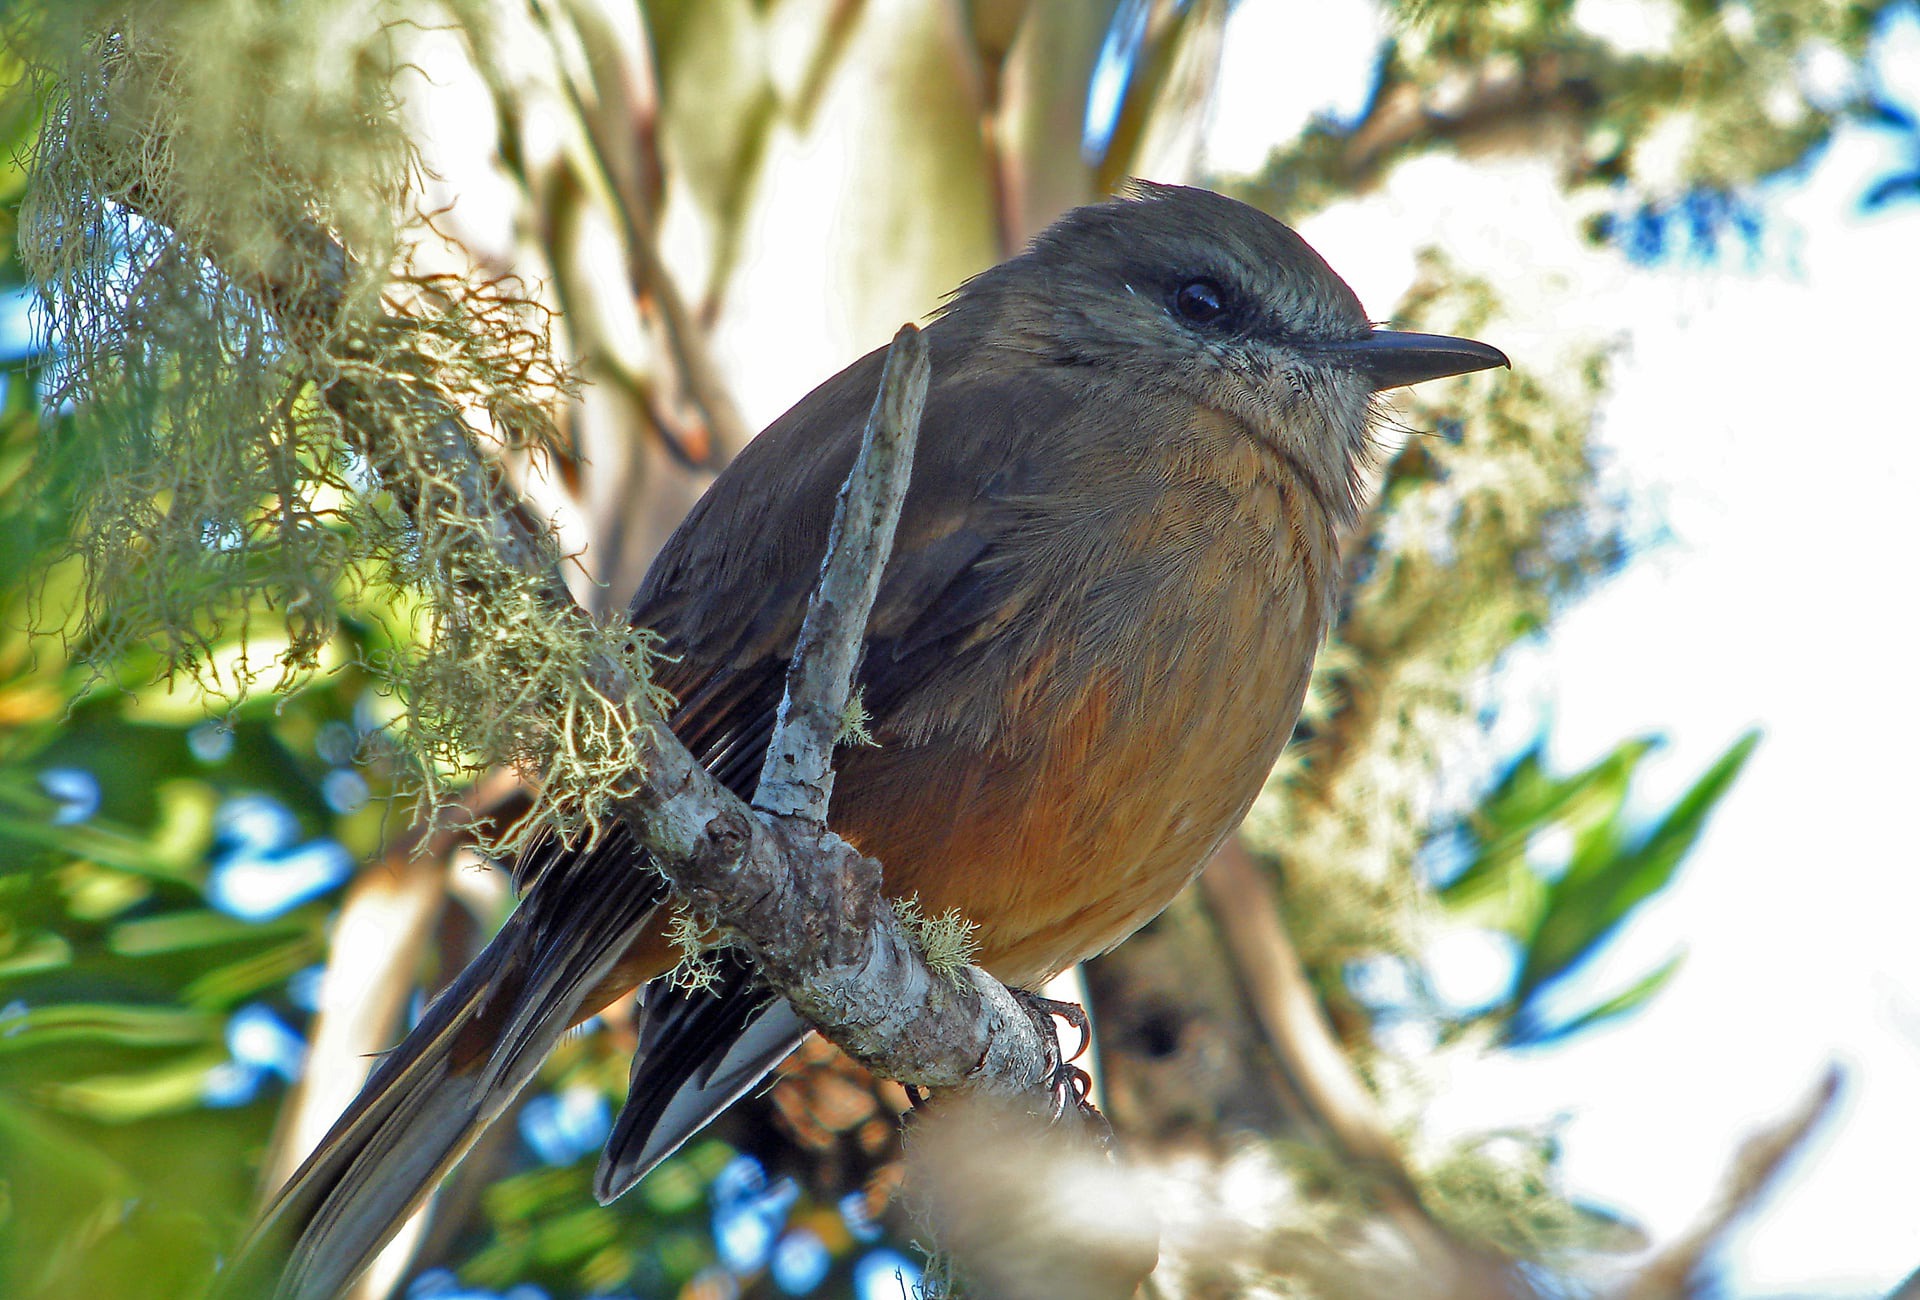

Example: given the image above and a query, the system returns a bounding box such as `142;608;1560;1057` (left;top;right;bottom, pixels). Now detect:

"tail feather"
222;812;819;1297
219;870;663;1300
594;957;809;1203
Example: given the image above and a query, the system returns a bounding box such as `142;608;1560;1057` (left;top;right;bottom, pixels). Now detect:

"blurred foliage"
0;210;397;1296
1248;254;1622;973
1439;729;1759;1046
0;0;1908;1298
1250;0;1902;221
14;2;673;869
1858;4;1920;208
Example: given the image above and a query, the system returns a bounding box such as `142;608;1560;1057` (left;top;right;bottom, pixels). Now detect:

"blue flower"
712;1172;799;1274
203;1004;306;1107
40;767;100;826
207;795;353;920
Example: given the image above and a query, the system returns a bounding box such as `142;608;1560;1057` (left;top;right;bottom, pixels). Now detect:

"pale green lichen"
892;894;979;985
1246;256;1618;973
663;909;728;995
1232;258;1627;1289
17;3;666;858
1413;1129;1637;1262
836;685;878;748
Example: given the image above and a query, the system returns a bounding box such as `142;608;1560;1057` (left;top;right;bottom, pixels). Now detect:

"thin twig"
755;323;927;824
1615;1067;1842;1300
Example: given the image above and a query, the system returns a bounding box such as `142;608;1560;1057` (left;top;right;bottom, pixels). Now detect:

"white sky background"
1205;2;1920;1295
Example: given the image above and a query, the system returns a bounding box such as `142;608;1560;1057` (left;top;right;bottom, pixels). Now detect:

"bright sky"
1208;2;1920;1295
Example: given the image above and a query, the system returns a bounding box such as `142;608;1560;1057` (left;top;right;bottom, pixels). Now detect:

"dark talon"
1043;1062;1112;1146
1053;1063;1090;1117
1012;990;1093;1065
1009;988;1110;1137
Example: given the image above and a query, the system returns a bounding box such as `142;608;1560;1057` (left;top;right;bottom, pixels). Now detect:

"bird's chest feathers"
902;434;1337;983
1005;427;1332;749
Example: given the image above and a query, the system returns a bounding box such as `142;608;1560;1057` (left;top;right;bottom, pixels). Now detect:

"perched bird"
230;182;1507;1299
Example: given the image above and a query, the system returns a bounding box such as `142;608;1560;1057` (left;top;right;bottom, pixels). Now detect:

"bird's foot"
1009;989;1109;1143
1011;991;1093;1065
1055;1063;1115;1147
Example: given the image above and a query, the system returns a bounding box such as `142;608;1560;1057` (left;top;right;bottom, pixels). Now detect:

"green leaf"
30;1048;230;1122
0;1003;219;1057
0;774;216;883
107;909;309;958
180;934;322;1010
1516;952;1685;1047
0;931;70;977
1439;736;1656;932
1512;730;1759;1015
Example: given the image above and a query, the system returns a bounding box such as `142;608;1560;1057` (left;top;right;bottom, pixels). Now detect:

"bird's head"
946;182;1508;526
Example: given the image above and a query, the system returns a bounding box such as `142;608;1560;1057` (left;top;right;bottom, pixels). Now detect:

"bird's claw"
1010;989;1108;1139
1012;991;1093;1065
901;992;1109;1140
1047;1061;1088;1117
1052;1064;1114;1147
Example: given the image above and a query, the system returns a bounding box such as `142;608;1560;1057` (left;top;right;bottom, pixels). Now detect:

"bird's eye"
1172;278;1229;326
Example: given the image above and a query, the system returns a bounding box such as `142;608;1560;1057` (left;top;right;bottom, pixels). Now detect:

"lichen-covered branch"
589;325;1049;1097
267;236;1055;1107
1244;1;1888;222
22;13;1057;1133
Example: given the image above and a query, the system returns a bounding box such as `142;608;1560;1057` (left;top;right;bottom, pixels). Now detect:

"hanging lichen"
17;2;666;855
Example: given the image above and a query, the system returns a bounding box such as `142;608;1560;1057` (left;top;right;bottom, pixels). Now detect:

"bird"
225;181;1508;1300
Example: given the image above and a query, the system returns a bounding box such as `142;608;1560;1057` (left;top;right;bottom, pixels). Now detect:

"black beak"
1318;330;1511;392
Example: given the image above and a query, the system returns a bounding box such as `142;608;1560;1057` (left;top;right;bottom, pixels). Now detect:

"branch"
1200;840;1415;1182
1616;1067;1842;1300
599;330;1050;1096
256;771;527;1299
754;324;925;823
1337;53;1601;190
1245;50;1606;218
1200;839;1522;1295
537;4;754;467
145;198;1058;1107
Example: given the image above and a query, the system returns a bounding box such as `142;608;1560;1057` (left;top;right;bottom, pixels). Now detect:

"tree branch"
1616;1067;1842;1300
1200;838;1523;1297
144;198;1058;1109
533;1;753;467
595;327;1049;1096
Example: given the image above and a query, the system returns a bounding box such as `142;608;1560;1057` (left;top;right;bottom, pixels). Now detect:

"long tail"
218;851;664;1300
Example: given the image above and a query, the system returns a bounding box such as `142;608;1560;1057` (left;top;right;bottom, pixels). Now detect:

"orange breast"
832;433;1335;988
